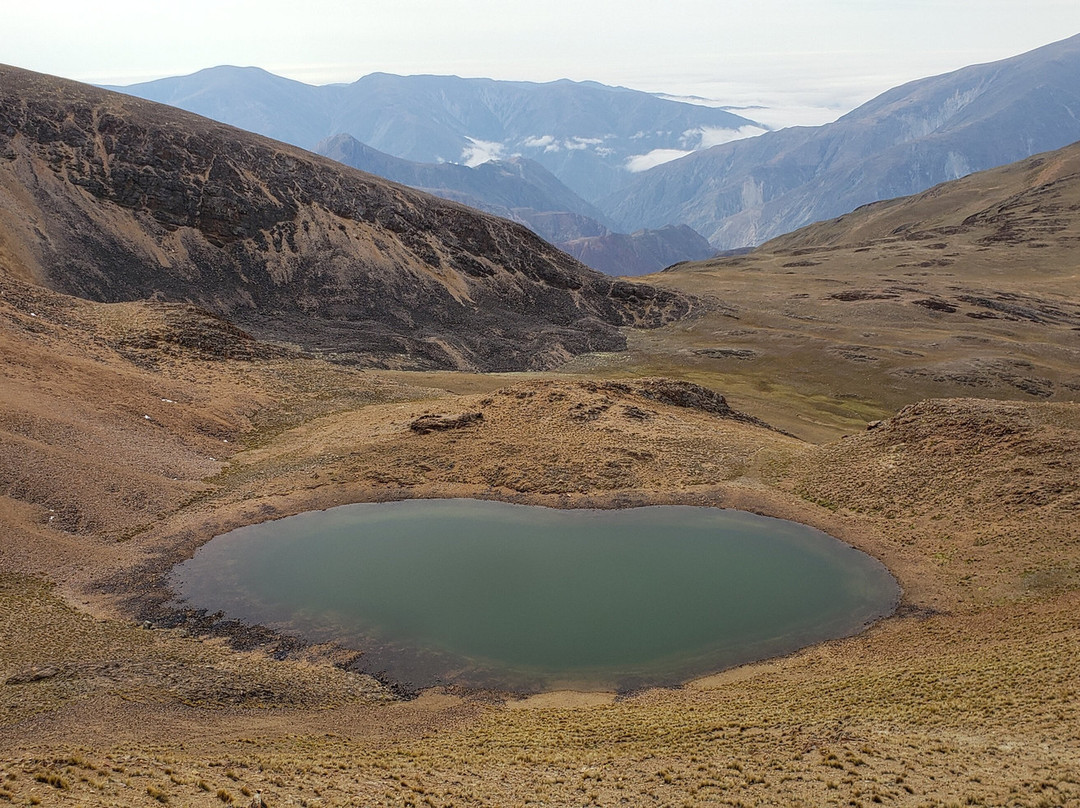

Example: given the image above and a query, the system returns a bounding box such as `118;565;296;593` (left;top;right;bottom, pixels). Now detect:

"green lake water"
168;500;898;692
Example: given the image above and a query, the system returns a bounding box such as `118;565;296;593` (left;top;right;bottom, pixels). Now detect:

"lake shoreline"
90;483;903;702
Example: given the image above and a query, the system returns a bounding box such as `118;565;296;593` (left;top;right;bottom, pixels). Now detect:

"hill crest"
0;64;691;371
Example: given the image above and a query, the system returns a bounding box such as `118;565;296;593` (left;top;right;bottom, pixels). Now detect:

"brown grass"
1;249;1078;805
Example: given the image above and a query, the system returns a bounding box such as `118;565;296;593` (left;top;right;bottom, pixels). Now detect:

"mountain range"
109;35;1080;259
107;69;765;204
0;65;690;371
317;133;715;275
314;133;615;238
607;33;1080;248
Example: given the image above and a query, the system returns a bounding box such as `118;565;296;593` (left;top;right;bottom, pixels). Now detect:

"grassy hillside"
1;80;1078;808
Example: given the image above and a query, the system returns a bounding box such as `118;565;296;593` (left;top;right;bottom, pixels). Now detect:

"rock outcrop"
0;65;692;371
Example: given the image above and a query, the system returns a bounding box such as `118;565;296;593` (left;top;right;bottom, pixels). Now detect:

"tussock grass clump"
32;772;68;790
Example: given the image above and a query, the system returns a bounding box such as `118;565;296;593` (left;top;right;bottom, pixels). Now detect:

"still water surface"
169;500;898;691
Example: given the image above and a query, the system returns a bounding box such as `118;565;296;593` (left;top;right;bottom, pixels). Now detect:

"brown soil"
2;266;1078;807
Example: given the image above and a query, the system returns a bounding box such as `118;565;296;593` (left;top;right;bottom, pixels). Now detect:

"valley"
0;58;1079;808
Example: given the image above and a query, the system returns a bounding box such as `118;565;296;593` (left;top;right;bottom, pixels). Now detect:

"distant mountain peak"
606;33;1080;249
111;69;762;203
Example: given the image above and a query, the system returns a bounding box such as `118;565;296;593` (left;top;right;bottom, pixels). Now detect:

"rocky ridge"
317;134;716;276
0;65;691;371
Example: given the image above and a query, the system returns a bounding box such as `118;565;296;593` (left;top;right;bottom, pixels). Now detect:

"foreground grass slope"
1;265;1078;806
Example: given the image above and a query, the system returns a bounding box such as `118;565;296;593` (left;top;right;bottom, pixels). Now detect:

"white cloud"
461;137;507;167
655;93;849;129
735;106;847;129
625;148;693;172
682;124;769;149
521;134;557;150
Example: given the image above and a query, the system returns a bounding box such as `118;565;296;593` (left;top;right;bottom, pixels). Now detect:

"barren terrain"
2;257;1079;806
1;81;1079;807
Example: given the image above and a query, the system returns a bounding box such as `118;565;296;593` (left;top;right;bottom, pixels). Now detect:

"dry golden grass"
579;147;1080;448
2;184;1080;804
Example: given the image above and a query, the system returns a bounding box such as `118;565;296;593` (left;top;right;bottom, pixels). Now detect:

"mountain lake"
168;499;899;692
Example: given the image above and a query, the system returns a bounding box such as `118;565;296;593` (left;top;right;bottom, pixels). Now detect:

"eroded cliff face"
0;65;692;371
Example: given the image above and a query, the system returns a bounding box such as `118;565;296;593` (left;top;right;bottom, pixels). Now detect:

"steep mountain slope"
0;65;690;371
316;133;615;239
625;140;1080;428
767;138;1080;250
109;68;765;202
559;225;715;276
607;34;1080;248
318;133;715;275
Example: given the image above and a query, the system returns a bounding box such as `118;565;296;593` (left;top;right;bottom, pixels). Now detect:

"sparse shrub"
217;788;233;803
147;784;170;803
33;772;69;790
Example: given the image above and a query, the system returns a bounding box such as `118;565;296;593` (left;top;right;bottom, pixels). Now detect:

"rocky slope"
624;139;1080;430
0;65;691;371
558;224;715;276
607;34;1080;247
318;134;715;275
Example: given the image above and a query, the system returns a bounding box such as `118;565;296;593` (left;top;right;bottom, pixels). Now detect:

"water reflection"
169;500;898;692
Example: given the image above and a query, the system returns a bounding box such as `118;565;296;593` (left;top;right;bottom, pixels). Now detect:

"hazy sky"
4;1;1079;126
